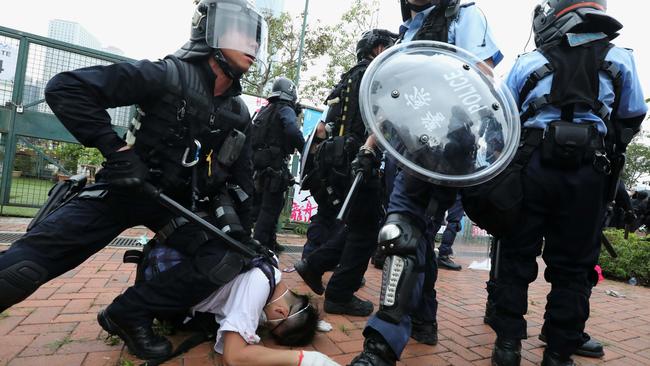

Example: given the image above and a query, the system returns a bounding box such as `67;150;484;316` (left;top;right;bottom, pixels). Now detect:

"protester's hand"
102;147;149;187
300;351;341;366
351;146;380;179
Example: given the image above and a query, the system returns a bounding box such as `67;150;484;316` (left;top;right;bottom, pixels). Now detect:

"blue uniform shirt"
506;34;648;134
400;4;504;65
276;104;306;153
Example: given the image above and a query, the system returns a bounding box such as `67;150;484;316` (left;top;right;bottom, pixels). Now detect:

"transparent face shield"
206;1;269;64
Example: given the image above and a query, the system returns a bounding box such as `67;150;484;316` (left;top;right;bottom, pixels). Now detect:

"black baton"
601;232;618;258
336;172;364;223
143;183;257;258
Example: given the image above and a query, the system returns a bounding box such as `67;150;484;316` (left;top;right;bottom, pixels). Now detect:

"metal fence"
0;26;132;213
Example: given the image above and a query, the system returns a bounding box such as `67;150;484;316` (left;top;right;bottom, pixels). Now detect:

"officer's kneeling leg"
0;260;48;312
376;213;422;325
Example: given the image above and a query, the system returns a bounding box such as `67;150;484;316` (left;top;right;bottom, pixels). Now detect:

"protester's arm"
223;334;340;366
223;333;300;366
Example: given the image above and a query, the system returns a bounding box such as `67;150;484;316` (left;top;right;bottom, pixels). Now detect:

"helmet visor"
206;0;269;61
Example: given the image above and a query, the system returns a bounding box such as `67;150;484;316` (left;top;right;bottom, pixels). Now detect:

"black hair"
270;294;319;346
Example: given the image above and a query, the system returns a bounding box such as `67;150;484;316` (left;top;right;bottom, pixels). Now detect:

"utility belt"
252;146;283;170
254;166;293;193
537;121;608;172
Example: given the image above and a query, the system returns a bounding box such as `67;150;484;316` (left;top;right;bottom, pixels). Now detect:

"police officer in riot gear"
251;77;305;252
294;29;396;316
0;0;268;361
349;1;504;365
490;1;647;365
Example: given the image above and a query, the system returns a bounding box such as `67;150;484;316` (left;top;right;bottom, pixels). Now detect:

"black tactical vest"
251;103;286;156
131;56;250;198
519;37;622;126
324;59;370;143
409;3;473;42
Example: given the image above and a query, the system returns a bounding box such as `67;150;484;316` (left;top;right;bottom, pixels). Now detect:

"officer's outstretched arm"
222;332;340;366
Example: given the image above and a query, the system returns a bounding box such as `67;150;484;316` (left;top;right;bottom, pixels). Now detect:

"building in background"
256;0;285;17
48;19;101;50
48;19;124;55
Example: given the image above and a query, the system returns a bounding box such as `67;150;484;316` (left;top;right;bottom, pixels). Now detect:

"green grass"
103;335;121;346
118;359;135;366
0;205;39;218
47;336;72;351
8;177;53;205
338;324;351;336
0;176;57;217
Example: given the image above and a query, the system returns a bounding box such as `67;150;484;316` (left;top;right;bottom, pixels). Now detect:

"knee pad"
378;213;422;256
0;261;48;311
377;254;418;324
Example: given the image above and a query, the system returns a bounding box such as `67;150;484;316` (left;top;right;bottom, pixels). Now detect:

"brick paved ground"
1;218;650;366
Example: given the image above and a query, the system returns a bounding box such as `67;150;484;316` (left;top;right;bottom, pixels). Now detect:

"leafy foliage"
242;11;331;97
622;142;650;188
600;229;650;286
52;142;103;174
243;1;380;104
300;0;380;103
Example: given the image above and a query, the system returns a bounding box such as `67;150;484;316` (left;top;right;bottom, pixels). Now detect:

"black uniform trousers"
302;201;347;267
491;149;607;359
253;172;287;249
323;179;383;303
0;185;229;325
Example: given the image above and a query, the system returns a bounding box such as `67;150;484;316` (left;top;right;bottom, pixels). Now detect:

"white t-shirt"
191;265;282;354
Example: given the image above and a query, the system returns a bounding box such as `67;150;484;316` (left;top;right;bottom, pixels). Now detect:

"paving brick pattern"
1;218;650;366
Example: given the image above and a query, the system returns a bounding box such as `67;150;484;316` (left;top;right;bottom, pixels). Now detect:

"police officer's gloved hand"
102;148;149;188
351;146;380;179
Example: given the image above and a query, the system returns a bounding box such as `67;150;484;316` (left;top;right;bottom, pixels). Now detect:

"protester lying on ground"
139;243;340;366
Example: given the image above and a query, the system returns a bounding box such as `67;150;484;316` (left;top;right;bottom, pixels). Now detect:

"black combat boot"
491;338;521;366
411;318;438;345
539;332;604;358
484;299;496;325
325;295;373;316
98;308;172;360
437;255;462;271
541;350;576;366
348;331;397;366
294;259;324;295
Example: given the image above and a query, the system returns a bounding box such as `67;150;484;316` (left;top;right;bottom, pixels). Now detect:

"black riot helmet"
175;0;268;79
268;77;298;103
399;0;459;21
356;29;398;61
533;0;622;46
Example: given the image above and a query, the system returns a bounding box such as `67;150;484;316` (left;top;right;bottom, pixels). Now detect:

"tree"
622;142;650;188
242;11;331;97
300;0;380;104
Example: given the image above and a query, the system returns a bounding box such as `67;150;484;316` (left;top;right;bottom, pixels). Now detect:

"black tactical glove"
351;147;380;179
102;148;149;188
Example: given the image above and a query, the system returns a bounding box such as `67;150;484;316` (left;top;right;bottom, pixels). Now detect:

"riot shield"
299;106;328;188
359;41;520;187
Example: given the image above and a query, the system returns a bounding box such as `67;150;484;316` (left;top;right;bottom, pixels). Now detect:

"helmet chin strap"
214;49;243;80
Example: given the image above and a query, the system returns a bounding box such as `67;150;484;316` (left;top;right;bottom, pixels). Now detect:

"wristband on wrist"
297;350;305;366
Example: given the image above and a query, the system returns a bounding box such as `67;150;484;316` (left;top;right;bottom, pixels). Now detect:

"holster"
541;121;601;169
